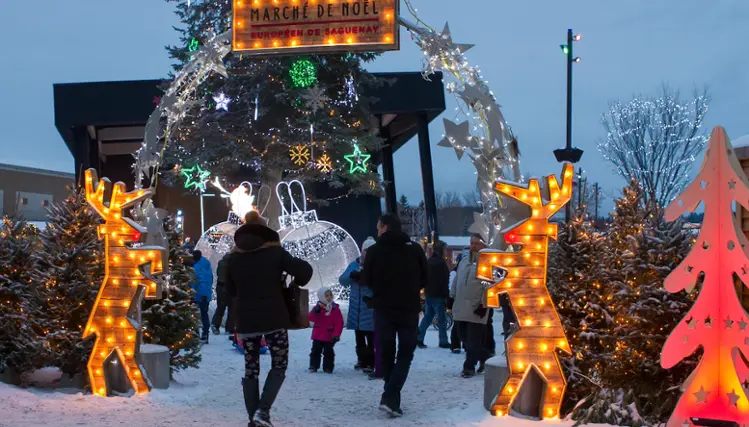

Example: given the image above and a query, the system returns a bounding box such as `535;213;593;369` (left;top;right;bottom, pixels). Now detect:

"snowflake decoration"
213;92;231;111
301;86;330;113
290;145;311;166
317;153;333;173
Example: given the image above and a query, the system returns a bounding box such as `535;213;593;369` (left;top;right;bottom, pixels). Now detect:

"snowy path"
0;318;581;427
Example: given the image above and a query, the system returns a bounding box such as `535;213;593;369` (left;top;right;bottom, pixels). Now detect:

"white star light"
213;92;231;111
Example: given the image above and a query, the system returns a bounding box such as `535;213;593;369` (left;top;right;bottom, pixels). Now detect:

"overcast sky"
2;0;748;215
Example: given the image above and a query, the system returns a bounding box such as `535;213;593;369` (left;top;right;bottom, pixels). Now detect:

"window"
16;192;53;221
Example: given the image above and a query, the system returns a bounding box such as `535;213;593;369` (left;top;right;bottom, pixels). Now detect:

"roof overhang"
53;71;445;162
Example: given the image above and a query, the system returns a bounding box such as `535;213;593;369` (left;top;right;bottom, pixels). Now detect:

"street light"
554;28;584;222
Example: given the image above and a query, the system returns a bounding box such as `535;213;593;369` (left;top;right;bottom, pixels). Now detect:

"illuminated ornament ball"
276;181;359;301
289;57;317;88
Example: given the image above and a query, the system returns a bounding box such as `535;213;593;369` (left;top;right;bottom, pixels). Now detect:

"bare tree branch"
598;84;709;217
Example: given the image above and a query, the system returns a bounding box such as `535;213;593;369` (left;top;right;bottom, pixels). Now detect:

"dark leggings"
242;330;289;379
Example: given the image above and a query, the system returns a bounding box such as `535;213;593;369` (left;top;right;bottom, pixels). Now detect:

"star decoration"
704;315;712;328
687;265;694;273
725;317;734;329
729;180;737;189
686;317;697;330
344;144;371;174
739;319;747;331
438;119;472;160
728;389;741;406
289;145;311;166
213;92;231;111
693;386;709;404
435;23;474;55
467;211;489;243
188;37;199;52
181;165;211;192
300;86;330;113
317;153;333;173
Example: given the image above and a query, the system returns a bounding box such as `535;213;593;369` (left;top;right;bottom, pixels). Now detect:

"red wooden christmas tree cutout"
662;126;749;425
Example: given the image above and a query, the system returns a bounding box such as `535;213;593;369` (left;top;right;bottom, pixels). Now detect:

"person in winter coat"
191;250;214;344
417;240;451;349
212;252;234;335
227;211;313;427
362;214;429;418
450;234;491;378
448;252;465;353
308;287;344;373
339;236;376;372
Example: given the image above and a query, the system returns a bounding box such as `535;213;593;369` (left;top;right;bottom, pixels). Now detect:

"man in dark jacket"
363;214;429;418
417;240;451;349
211;252;234;335
227;211;313;427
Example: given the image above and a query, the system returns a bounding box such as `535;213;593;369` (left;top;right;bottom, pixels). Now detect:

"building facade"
0;163;74;222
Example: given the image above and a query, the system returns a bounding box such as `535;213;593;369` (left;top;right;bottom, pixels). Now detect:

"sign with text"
232;0;399;55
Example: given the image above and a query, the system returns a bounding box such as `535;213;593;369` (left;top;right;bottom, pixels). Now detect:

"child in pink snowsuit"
309;287;344;373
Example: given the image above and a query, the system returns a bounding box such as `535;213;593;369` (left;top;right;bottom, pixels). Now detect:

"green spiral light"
289;58;317;88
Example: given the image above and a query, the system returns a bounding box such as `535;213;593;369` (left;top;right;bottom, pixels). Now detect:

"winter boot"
461;369;476;378
308;367;318;373
211;325;220;335
200;335;209;344
256;368;285;423
242;377;260;424
416;341;427;349
253;409;273;427
477;361;486;374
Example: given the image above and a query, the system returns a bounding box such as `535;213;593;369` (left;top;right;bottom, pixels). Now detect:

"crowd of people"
184;213;504;427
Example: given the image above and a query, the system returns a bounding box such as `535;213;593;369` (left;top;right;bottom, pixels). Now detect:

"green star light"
181;164;211;192
344;144;371;174
188;37;200;52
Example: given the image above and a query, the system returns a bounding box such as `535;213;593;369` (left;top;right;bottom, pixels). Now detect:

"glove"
362;296;373;308
473;305;488;317
312;305;322;314
349;270;361;281
332;336;340;343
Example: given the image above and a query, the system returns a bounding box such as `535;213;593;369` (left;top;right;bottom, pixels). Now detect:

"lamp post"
554;28;584;222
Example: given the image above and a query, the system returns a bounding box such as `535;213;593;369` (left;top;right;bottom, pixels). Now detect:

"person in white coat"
450;234;490;378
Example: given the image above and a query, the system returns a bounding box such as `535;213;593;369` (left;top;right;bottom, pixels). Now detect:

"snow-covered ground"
0;316;602;427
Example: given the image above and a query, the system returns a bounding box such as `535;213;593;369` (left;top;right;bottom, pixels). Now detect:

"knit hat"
244;210;267;226
362;236;376;252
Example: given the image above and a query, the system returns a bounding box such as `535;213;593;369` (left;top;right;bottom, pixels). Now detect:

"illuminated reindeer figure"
476;163;573;419
82;169;166;396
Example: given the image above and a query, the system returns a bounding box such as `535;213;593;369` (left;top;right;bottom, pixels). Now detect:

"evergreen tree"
567;181;695;425
162;0;383;226
142;216;201;376
573;182;694;425
547;217;610;415
0;217;44;379
32;188;104;378
398;195;410;209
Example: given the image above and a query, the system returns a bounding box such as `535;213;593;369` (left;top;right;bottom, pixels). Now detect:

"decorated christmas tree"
547;216;608;415
571;182;695;425
142;215;201;375
0;217;44;380
32;188;104;379
161;0;384;226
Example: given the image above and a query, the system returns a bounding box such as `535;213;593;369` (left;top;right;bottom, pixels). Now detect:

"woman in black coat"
227;211;313;427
